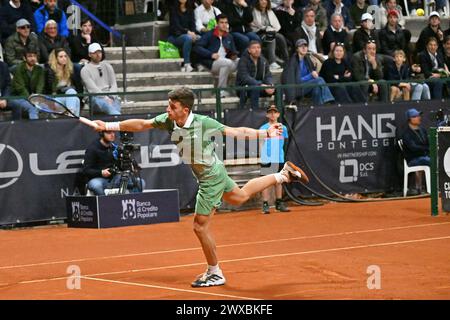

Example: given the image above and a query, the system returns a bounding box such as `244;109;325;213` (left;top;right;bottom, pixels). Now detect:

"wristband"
105;122;121;131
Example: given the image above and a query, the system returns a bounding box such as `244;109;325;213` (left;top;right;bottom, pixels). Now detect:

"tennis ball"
417;8;425;16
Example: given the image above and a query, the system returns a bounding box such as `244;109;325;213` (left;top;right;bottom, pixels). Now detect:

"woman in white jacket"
251;0;289;70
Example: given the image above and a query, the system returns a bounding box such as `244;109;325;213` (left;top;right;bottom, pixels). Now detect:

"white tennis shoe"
191;269;226;287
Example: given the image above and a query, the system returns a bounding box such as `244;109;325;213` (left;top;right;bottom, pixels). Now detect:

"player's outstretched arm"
224;123;282;139
93;119;155;132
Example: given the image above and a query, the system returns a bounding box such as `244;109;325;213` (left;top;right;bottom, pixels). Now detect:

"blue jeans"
411;83;431;100
87;175;146;196
55;88;80;116
168;34;193;64
301;77;335;105
231;32;260;55
9;99;39;119
91;96;121;115
408;156;430;167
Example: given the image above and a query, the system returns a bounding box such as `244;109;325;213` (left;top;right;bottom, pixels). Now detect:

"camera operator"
82;130;144;195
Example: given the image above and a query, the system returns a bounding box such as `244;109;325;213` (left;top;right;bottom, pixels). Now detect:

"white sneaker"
197;64;208;72
270;62;282;70
280;161;310;184
182;64;194;72
191;269;226;287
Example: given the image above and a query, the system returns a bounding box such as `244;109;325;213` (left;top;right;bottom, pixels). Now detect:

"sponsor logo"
70;201;94;223
71;202;80;222
339;159;374;183
121;199;159;220
0;144;23;189
443;148;450;178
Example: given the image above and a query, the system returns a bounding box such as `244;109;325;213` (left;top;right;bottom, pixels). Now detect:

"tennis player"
92;87;309;288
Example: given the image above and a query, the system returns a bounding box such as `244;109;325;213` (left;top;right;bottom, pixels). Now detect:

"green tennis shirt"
151;112;226;178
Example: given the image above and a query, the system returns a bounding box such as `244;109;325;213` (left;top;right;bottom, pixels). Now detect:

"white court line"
1;221;450;271
11;234;450;287
80;276;261;300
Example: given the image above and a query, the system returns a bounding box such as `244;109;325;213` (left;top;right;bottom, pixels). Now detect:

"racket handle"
79;116;99;130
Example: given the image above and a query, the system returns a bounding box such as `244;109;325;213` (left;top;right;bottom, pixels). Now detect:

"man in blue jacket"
34;0;69;38
194;14;239;97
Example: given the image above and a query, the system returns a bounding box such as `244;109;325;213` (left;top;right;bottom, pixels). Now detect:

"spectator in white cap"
80;43;121;115
352;13;380;53
416;11;444;55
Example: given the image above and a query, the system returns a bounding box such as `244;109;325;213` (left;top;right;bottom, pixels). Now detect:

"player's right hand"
93;120;106;131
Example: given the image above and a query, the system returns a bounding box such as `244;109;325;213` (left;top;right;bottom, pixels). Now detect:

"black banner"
0;117;199;226
285;100;442;196
438;130;450;212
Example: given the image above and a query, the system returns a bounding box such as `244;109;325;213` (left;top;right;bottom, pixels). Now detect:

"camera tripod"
115;169;142;194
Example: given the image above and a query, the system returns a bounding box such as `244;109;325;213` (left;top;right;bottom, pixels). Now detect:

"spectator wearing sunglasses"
0;0;36;44
81;43;121;115
4;19;40;72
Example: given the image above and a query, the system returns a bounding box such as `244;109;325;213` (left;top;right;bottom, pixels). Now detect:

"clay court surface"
0;198;449;300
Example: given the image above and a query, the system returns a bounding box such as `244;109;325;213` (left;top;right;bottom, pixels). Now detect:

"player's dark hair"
168;87;196;110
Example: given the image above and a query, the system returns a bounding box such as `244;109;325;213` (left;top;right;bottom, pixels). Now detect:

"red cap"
387;10;398;18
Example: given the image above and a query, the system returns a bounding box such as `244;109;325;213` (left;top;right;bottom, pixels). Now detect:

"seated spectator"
324;0;354;30
298;7;324;57
168;0;199;72
236;40;275;108
351;40;388;102
320;43;362;104
194;14;239;95
38;19;70;63
378;10;407;57
195;0;222;34
352;13;380;53
379;0;405;29
386;50;430;102
443;35;450;71
11;48;44;119
322;13;350;56
221;0;260;54
34;0;69;37
69;18;104;64
81;43;121;115
349;0;368;27
0;60;22;120
44;48;80;116
416;11;444;55
282;38;335;105
307;0;328;35
274;0;303;50
0;0;36;44
418;37;447;100
401;108;429;195
4;19;40;72
251;0;289;70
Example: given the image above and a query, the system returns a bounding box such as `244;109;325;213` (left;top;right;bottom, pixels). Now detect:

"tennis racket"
28;94;99;129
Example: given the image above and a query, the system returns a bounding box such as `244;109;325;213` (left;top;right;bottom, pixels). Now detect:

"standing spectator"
45;48;80;116
386;49;430;102
11;48;44;120
194;14;239;96
298;7;324;56
352;13;380;53
69;18;103;64
282;38;335;105
349;0;368;27
320;43;360;104
38;19;70;64
168;0;198;72
324;0;354;30
236;40;275;108
351;40;388;102
195;0;222;34
378;10;407;57
379;0;405;29
0;0;36;44
0;60;22;120
415;11;444;55
251;0;289;70
221;0;260;54
81;43;121;115
307;0;328;35
4;19;40;71
322;13;350;56
418;37;447;100
34;0;69;37
274;0;303;50
259;105;289;214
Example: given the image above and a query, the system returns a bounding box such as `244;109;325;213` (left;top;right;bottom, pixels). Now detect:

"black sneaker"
262;202;270;214
191;270;226;287
275;200;290;212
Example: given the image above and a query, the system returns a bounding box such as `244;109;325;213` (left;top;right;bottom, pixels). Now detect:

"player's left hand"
267;123;283;137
